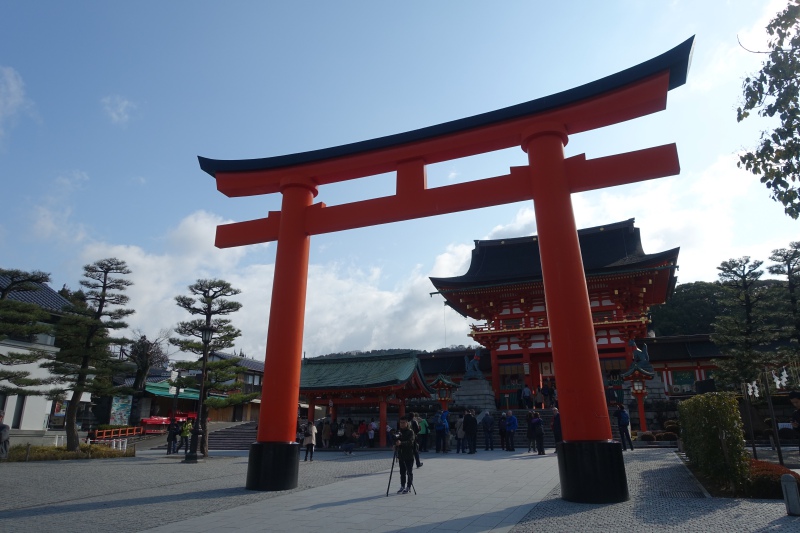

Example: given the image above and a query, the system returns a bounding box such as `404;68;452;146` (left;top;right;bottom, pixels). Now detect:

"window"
12;396;25;429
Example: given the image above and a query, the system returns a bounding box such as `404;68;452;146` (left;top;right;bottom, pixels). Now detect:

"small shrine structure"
299;352;433;447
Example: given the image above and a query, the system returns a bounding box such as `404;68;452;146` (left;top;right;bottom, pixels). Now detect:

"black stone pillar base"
246;441;300;491
557;440;629;503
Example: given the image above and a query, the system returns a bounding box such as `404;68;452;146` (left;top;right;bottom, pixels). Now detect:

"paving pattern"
1;447;800;532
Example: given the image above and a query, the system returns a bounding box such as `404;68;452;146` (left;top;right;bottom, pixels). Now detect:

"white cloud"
72;210;474;362
486;207;537;239
29;171;91;244
689;0;788;94
101;95;136;125
0;66;30;139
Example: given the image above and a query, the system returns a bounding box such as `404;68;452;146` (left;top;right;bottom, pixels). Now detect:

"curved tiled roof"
430;219;679;289
0;275;73;313
300;352;432;393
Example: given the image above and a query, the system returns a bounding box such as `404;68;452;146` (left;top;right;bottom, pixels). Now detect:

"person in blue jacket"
505;410;518;451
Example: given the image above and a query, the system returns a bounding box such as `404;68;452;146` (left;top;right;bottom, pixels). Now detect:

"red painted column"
256;179;317;444
523;124;611;442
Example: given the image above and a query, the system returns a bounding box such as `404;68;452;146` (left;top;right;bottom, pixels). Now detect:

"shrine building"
429;219;679;408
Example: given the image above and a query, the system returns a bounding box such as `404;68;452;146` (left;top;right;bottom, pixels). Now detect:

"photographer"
393;418;416;494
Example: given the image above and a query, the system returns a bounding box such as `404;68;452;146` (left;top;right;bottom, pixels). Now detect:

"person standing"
534;388;545;409
321;419;331;448
498;412;507;451
0;410;10;461
177;419;192;454
551;407;563;453
464;409;478;454
614;405;634;451
541;382;552;408
417;413;430;452
408;413;423;468
303;418;318;461
521;385;533;409
455;414;465;454
482;411;495;450
531;411;545;455
394;418;416;494
435;410;450;453
166;419;179;455
505;410;518;451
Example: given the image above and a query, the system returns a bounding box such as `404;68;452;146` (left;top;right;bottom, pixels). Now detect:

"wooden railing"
93;426;143;440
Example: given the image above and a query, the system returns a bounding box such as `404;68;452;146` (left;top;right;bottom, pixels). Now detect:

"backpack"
619;410;630;426
304;425;312;437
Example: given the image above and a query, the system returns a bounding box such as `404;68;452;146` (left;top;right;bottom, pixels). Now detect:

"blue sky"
1;1;797;360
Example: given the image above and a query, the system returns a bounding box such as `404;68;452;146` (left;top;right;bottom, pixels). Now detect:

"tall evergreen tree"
170;279;242;456
768;241;800;350
0;269;58;395
711;257;777;388
42;259;134;451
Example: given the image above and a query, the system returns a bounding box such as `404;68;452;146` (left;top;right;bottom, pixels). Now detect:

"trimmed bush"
638;432;656;442
678;392;749;490
656;431;678;441
6;443;134;462
746;459;800;499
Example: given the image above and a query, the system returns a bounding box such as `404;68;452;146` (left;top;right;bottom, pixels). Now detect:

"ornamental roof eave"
299;352;434;397
198;38;693;178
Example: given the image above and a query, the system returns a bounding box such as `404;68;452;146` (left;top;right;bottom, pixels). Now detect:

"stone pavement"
2;447;800;533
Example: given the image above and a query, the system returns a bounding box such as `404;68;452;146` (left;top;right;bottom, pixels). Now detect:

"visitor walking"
464;409;478;454
303;418;317;461
614;404;634;451
482;411;495;450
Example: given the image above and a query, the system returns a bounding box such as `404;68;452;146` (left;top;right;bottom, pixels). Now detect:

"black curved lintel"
199;36;694;177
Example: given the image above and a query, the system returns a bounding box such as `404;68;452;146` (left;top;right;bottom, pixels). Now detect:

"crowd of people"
293;408;564;458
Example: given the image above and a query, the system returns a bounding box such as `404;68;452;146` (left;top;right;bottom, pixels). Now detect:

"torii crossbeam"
199;36;693;503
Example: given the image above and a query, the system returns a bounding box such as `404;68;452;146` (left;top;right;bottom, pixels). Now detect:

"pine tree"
0;269;59;395
769;242;800;366
711;257;777;388
41;259;134;451
170;279;243;456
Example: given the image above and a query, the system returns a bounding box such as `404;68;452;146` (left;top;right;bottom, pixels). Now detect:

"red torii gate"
199;37;693;503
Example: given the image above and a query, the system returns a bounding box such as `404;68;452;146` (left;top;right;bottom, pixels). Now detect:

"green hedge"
678;392;749;490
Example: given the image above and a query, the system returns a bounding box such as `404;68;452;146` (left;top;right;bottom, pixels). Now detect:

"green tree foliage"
0;269;58;395
41;259;134;451
768;242;800;353
649;281;725;336
711;258;779;388
170;279;243;456
679;392;750;492
737;1;800;218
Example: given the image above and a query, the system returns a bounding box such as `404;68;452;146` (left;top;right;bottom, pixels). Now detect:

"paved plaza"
2;446;800;532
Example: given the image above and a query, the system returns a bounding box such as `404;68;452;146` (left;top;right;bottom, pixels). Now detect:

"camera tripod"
386;447;416;496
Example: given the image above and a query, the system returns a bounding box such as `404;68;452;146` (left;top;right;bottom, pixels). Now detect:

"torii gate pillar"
246;179;316;491
523;124;627;502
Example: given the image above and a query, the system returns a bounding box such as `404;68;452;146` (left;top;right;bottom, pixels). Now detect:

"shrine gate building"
429;218;679;407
